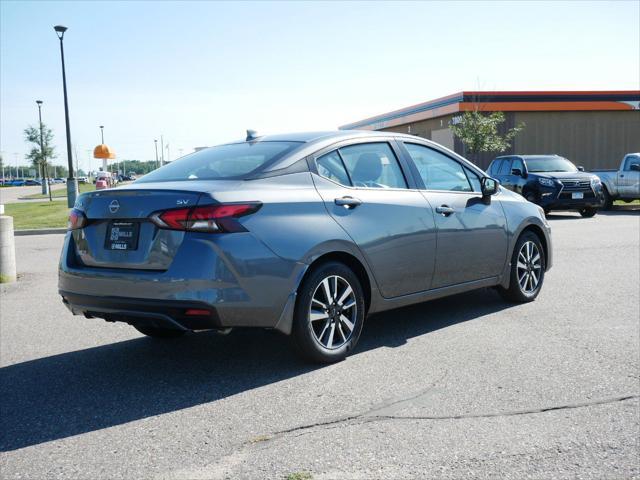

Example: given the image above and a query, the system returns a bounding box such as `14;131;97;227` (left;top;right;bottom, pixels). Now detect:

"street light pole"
36;100;53;201
54;25;77;207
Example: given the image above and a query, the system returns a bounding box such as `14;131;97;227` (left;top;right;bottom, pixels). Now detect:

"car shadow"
598;205;640;215
1;289;511;452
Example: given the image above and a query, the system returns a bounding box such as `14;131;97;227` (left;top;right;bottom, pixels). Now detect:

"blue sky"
1;0;638;170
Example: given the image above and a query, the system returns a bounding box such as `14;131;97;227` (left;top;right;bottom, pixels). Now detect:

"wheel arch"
299;251;372;314
519;224;549;271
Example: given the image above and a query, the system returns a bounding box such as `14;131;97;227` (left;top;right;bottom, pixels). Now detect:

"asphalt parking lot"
1;210;638;479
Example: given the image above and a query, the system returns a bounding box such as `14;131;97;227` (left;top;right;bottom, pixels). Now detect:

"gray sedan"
59;130;552;363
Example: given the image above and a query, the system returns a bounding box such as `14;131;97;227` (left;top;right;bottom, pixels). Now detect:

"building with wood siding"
339;91;640;170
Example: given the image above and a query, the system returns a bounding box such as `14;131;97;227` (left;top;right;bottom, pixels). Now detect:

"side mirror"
481;177;499;197
630;164;640;172
511;168;523;177
577;166;585;172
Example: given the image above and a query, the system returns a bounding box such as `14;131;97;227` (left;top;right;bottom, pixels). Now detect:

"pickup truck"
592;153;640;209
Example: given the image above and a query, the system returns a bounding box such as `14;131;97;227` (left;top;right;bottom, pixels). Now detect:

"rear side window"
316;151;351;186
404;143;472;192
136;141;302;182
498;158;513;175
338;143;407;189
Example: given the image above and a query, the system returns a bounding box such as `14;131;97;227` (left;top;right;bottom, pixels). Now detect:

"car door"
310;140;437;298
619;155;640;198
400;142;509;289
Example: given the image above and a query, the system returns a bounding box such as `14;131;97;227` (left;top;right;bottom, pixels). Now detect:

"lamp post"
35;100;52;199
154;139;159;169
54;25;77;207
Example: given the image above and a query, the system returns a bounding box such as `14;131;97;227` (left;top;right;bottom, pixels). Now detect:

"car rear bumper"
60;291;223;331
58;231;305;331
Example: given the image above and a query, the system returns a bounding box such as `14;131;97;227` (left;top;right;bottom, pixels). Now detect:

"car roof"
493;154;564;160
223;130;419;145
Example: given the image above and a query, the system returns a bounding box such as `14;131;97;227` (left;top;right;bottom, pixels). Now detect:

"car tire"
579;207;597;218
601;187;613;210
498;231;546;303
134;325;186;338
291;261;365;363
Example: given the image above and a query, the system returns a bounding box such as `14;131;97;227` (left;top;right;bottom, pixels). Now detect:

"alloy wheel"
517;241;542;294
308;275;357;350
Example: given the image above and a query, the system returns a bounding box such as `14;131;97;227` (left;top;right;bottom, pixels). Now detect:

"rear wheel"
579;207;597;218
292;261;365;363
498;231;546;303
134;325;186;338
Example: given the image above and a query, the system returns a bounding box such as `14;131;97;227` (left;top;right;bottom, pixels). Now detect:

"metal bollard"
0;204;17;283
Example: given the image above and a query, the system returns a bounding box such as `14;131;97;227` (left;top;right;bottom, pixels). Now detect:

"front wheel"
292;261;365;363
498;231;546;303
579;207;597;218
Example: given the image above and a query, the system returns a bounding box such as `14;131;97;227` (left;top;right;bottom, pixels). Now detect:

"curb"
15;228;67;236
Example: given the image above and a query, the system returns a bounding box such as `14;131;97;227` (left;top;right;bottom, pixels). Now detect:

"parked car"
591;153;640;209
487;154;604;217
77;176;89;184
52;177;66;184
25;179;42;186
10;179;26;186
59;131;552;363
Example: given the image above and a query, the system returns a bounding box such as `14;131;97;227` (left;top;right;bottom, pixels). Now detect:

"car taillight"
68;208;87;230
150;203;261;233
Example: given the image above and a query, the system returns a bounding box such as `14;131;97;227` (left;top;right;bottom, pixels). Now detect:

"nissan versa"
59;131;552;363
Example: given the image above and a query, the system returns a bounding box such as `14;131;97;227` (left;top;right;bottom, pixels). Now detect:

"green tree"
24;124;56;179
450;111;524;160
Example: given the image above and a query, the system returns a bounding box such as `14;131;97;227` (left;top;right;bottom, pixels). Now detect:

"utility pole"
13;153;18;180
160;135;164;167
154;139;159;170
166;143;170;164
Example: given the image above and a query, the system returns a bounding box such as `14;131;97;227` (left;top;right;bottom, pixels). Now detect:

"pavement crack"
368;394;639;422
261;394;639;442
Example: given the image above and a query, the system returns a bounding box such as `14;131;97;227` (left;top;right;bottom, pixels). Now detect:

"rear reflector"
184;309;210;316
150;203;261;233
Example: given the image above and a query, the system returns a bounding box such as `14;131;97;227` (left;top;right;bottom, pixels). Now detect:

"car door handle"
436;205;455;216
335;196;362;208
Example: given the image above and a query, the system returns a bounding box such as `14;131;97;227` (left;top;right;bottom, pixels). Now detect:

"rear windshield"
136;141;302;182
525;156;577;173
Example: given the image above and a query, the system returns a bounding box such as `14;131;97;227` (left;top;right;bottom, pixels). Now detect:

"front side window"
404;143;472;192
488;160;502;176
498;158;513;175
464;166;482;192
338;143;407;189
624;155;640;171
136;141;302;182
511;158;525;174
